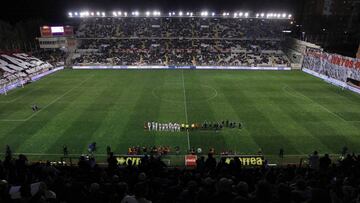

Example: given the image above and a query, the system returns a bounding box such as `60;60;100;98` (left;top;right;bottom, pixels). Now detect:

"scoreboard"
40;26;74;37
38;25;76;49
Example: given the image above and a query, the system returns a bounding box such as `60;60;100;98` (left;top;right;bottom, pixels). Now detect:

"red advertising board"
185;155;197;167
40;26;52;37
64;26;74;36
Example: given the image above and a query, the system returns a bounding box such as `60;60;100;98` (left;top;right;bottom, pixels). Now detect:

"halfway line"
181;70;191;150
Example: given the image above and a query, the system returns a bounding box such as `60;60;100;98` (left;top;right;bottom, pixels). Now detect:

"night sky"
1;0;304;23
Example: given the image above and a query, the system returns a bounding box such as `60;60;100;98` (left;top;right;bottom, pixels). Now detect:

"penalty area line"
0;75;94;122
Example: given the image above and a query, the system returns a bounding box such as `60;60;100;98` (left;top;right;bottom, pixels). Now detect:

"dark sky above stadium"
1;0;304;23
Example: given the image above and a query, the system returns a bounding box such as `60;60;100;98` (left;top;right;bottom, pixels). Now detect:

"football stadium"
0;0;360;202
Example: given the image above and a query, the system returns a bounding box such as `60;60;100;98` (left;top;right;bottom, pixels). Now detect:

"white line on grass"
181;70;191;150
0;75;94;122
283;85;347;122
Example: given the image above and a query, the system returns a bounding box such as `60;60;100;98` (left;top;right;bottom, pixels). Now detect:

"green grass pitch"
1;69;360;161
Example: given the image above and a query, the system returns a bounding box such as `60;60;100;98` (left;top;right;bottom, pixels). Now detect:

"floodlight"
190;12;193;16
277;13;281;18
288;14;292;18
282;13;286;18
244;12;249;18
201;11;208;16
172;12;175;15
74;12;78;16
179;11;183;16
134;11;139;16
212;12;215;16
113;12;117;16
234;13;238;17
261;13;265;17
256;13;259;18
102;12;105;17
146;11;150;16
124;12;127;16
239;12;243;17
68;12;73;17
118;11;122;16
186;12;190;15
91;12;94;16
96;12;100;16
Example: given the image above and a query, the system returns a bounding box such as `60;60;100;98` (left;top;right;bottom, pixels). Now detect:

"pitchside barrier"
1;153;347;167
71;65;291;70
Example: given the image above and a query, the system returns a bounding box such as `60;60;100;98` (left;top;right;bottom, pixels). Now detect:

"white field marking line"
0;88;38;103
283;85;347;122
0;75;94;122
181;70;191;150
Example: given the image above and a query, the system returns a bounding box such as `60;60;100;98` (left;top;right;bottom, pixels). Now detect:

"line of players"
146;122;181;132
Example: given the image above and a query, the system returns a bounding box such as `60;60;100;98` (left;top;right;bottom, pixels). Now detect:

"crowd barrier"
72;65;291;70
303;68;360;95
0;67;64;95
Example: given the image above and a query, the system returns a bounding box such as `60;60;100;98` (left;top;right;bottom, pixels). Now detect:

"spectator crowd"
72;17;290;67
2;149;360;202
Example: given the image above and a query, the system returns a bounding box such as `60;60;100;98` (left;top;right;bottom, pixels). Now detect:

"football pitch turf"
1;69;360;163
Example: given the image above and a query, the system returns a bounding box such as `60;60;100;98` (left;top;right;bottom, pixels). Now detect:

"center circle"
152;83;218;103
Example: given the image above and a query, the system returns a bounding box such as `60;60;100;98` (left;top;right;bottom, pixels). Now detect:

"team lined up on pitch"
145;120;242;132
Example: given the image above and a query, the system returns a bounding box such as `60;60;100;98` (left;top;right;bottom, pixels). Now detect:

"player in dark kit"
63;145;68;157
31;104;39;112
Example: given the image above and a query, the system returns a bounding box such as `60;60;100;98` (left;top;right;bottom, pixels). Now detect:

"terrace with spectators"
72;17;291;67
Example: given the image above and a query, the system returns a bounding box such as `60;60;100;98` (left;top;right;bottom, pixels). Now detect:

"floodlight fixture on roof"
179;11;183;16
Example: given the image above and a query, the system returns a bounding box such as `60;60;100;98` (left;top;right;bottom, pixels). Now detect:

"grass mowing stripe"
0;75;94;122
284;85;347;122
181;70;191;150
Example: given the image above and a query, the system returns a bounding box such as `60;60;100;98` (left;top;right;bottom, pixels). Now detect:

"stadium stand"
302;48;360;83
1;152;360;202
72;17;291;67
31;50;66;67
0;53;54;88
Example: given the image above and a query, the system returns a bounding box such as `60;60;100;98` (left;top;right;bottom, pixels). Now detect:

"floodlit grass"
1;69;360;162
